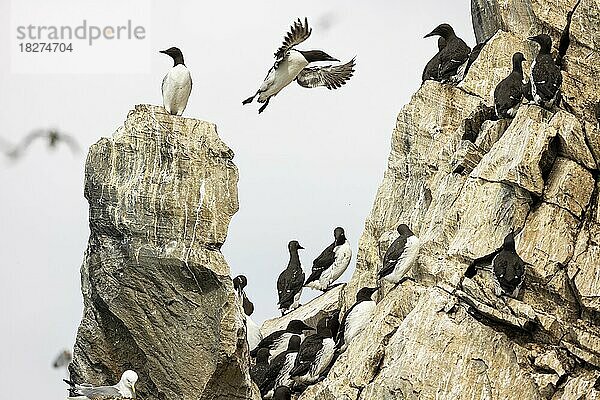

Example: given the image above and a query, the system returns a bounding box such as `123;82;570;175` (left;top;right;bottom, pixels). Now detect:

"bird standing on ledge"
423;23;471;83
160;47;192;116
243;18;355;113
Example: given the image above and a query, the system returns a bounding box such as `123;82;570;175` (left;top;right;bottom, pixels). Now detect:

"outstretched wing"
8;129;48;158
274;17;312;59
296;58;356;89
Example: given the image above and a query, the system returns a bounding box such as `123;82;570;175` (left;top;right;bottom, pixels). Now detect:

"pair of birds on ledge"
160;18;356;116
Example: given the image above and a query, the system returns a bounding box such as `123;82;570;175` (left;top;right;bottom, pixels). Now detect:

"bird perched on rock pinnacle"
160;47;192;116
422;37;446;82
242;17;356;113
494;52;527;119
423;23;471;83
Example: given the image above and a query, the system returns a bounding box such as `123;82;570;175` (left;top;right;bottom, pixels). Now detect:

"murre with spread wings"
243;18;356;113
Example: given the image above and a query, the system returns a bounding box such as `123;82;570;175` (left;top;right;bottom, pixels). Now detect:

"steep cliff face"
294;1;600;399
70;105;258;400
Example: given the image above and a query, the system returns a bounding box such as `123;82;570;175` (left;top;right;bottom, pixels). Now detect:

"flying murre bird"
304;227;352;292
336;287;378;353
289;316;336;385
250;319;313;361
378;224;420;284
422;37;447;82
272;386;292;400
528;34;562;108
277;241;306;315
160;47;192;116
4;129;80;159
64;370;138;399
233;275;263;351
260;335;301;398
494;52;527;119
465;232;525;298
242;18;356;113
250;348;270;389
424;23;471;83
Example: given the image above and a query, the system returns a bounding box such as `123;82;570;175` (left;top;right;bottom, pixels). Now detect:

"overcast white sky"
0;0;473;397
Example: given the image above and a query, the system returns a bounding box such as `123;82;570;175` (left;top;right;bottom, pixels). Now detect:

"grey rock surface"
70;105;259;400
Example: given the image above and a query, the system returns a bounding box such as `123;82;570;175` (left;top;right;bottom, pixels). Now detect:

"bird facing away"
494;52;527;119
4;129;80;159
242;18;356;113
273;386;292;400
277;240;306;315
233;275;263;351
378;224;420;284
422;37;447;82
492;233;525;297
160;47;192;116
336;287;378;352
260;335;302;398
528;34;562;108
64;370;138;399
465;232;525;298
289;316;336;385
424;23;471;83
250;319;313;362
305;227;352;291
250;348;271;388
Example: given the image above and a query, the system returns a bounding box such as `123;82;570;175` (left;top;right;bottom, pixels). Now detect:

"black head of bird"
503;232;516;251
396;224;413;236
256;347;270;363
288;240;305;251
334;227;346;244
512;52;526;71
300;50;339;63
287;335;302;351
273;386;292;400
287;319;313;333
424;23;456;40
233;275;247;291
528;34;552;54
160;47;185;65
356;286;379;301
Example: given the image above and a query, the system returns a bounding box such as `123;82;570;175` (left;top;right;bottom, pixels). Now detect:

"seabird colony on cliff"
62;9;579;398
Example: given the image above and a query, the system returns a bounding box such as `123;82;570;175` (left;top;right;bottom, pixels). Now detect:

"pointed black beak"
424;31;436;38
527;36;538;42
159;49;168;54
298;245;305;250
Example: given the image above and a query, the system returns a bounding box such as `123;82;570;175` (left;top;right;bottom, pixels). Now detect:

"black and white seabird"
304;227;352;292
528;34;562;108
242;18;356;113
336;287;378;353
422;37;446;82
250;347;270;388
272;386;292;400
260;335;301;398
378;224;420;284
494;52;527;119
424;23;471;83
160;47;192;116
64;370;138;399
250;319;313;361
289;316;336;385
465;232;525;298
277;241;306;315
233;275;263;351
